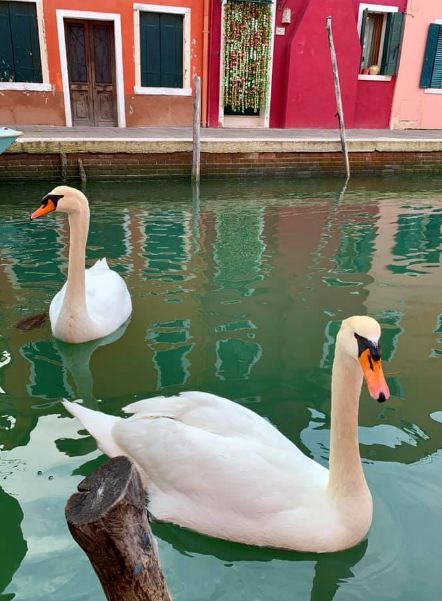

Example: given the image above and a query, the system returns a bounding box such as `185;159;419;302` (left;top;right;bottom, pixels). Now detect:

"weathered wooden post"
326;16;350;180
65;456;173;601
77;157;87;188
192;75;201;184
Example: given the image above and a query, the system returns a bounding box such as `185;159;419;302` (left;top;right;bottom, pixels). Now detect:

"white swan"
31;186;132;344
63;316;390;552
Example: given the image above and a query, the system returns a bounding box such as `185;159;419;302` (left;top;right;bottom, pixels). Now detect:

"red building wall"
209;0;406;129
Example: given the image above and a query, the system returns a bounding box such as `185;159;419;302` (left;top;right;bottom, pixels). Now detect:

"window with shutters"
357;4;405;80
420;23;442;90
133;4;191;95
0;0;49;89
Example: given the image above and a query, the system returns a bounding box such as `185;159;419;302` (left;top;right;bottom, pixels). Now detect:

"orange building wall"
0;0;203;127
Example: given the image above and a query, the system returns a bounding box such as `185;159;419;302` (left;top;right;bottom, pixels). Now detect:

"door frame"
56;9;126;127
218;0;276;128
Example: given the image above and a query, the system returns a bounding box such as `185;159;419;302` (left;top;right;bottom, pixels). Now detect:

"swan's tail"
62;399;124;458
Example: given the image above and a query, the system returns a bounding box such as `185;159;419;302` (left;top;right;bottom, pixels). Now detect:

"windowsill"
134;86;192;96
358;74;392;81
0;82;52;91
424;88;442;94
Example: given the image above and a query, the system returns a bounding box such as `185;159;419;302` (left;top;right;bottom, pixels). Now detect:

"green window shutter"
382;12;405;76
420;23;441;88
430;27;442;87
160;13;183;88
359;8;368;69
9;1;42;83
0;3;14;82
140;11;183;88
140;12;161;87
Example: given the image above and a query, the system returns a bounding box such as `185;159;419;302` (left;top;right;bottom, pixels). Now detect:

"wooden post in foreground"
65;456;173;601
326;17;350;180
192;75;201;184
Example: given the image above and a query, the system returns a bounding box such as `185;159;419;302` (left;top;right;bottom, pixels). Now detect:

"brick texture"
1;151;442;180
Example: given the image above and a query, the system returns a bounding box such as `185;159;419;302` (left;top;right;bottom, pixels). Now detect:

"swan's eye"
354;333;381;361
41;193;64;208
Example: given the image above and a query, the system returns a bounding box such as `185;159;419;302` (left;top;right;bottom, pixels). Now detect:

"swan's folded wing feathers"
123;391;304;455
111;416;327;535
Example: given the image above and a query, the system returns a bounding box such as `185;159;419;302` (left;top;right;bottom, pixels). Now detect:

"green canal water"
1;176;442;601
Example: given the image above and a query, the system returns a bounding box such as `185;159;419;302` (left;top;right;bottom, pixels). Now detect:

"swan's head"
31;185;88;219
338;316;390;403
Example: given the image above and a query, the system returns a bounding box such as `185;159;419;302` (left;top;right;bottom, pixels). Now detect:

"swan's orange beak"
359;349;390;402
31;198;56;220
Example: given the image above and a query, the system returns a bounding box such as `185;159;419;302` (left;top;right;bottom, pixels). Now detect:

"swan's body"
31;186;131;343
64;316;389;553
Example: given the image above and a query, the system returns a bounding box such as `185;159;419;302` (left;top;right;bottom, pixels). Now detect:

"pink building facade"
391;1;442;129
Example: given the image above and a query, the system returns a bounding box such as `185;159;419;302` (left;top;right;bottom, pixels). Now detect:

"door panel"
91;23;116;125
65;19;117;127
66;22;92;125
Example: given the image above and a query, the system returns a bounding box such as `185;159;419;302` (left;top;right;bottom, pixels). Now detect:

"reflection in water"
155;521;368;601
0;487;27;599
1;177;442;599
389;210;442;276
55;320;130;407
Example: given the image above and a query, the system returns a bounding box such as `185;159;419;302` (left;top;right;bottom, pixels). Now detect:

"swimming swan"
31;186;132;344
63;316;389;552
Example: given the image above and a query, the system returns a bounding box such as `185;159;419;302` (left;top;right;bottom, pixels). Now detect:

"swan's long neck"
327;346;367;497
61;205;90;319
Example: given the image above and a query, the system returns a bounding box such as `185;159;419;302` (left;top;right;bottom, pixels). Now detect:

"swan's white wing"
112;416;328;546
84;259;132;332
123;391;302;454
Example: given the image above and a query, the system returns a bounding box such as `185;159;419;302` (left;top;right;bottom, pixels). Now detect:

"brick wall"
1;151;442;180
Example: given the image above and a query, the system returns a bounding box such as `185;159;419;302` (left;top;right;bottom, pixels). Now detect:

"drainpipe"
201;0;210;127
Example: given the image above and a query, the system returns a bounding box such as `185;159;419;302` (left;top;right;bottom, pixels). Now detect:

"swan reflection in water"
154;520;368;601
55;320;130;408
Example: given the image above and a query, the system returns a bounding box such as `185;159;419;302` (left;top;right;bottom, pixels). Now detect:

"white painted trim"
0;82;52;91
358;74;392;81
56;9;126;127
435;19;442;25
263;1;277;127
424;88;442;94
133;4;191;92
134;86;192;95
35;0;50;85
134;3;190;15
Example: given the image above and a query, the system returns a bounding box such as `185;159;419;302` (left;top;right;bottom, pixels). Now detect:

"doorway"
64;19;117;127
220;0;275;128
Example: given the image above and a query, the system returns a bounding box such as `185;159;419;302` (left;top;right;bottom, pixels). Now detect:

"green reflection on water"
1;176;442;600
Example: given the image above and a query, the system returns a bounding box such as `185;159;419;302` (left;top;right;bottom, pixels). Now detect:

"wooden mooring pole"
65;456;173;601
192;75;201;184
326;16;350;180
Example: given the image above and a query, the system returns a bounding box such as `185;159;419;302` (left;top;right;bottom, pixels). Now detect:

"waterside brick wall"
1;151;442;180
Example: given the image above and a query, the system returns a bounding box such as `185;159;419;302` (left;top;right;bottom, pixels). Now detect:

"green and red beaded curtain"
223;0;273;115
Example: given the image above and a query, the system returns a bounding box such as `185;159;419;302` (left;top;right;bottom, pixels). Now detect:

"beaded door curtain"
223;1;272;114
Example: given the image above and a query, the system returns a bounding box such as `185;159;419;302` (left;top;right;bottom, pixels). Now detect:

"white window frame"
56;9;126;127
0;0;51;91
424;18;442;94
357;3;398;82
133;3;191;96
